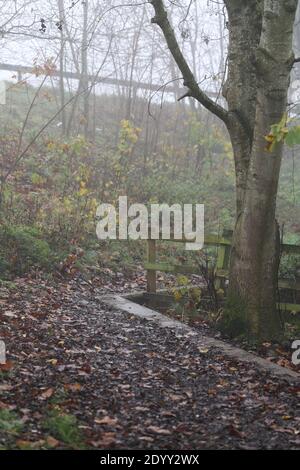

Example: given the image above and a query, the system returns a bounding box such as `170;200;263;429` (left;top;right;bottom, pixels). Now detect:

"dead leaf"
46;436;60;448
227;424;246;439
3;311;17;318
148;426;172;435
40;388;54;400
16;439;45;449
90;432;116;447
0;361;14;372
94;416;118;426
198;347;210;354
64;383;82;392
47;359;58;366
138;436;154;442
0;384;13;392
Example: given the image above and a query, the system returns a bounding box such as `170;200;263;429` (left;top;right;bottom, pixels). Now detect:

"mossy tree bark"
150;0;299;341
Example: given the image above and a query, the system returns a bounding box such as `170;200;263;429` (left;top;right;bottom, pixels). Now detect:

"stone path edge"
101;293;300;383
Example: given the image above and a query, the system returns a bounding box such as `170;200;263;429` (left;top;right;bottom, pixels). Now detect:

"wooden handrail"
144;232;300;312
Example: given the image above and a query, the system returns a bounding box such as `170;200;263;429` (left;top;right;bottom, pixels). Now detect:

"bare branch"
150;0;229;124
177;89;192;101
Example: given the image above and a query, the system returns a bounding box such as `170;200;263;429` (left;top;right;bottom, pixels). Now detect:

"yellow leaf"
174;290;182;302
198;347;210;354
47;359;58;366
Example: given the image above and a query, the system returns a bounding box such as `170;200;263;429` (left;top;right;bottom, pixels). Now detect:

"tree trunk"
150;0;298;342
225;0;298;341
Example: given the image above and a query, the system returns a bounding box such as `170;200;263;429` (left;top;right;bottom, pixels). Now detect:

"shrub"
0;225;52;277
43;411;83;447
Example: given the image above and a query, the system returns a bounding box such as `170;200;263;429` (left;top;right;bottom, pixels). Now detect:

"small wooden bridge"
145;231;300;312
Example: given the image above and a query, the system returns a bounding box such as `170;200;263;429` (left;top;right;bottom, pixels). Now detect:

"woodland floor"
0;271;299;450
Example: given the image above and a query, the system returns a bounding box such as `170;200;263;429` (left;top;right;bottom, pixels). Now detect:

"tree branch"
150;0;229;125
178;89;192;101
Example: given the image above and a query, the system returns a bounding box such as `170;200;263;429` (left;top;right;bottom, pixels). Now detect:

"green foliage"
0;85;298;281
219;293;249;339
265;113;289;152
285;125;300;147
43;411;83;447
279;253;300;280
0;225;52;277
171;275;202;318
0;409;24;435
266;113;300;150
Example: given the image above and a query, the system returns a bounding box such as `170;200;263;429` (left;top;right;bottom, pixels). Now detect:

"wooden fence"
145;231;300;312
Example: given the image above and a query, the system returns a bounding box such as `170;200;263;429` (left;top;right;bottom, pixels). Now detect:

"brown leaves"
47;358;58;366
3;311;17;318
147;426;172;436
39;388;54;400
16;436;59;450
90;432;116;448
0;274;299;450
46;436;60;448
94;416;118;426
0;384;13;392
0;360;14;372
64;383;82;392
227;424;246;440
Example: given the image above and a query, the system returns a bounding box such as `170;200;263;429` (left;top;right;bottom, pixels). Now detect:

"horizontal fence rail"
144;231;300;312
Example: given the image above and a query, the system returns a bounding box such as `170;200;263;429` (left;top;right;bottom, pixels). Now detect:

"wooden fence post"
215;229;232;290
147;239;156;293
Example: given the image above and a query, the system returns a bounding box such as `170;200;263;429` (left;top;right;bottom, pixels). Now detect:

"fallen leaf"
90;432;116;447
64;383;82;392
0;361;14;372
16;439;45;450
46;436;60;448
94;416;118;425
47;359;58;366
40;388;54;400
227;424;246;439
138;436;154;442
3;311;17;318
0;384;13;392
148;426;172;435
198;347;210;354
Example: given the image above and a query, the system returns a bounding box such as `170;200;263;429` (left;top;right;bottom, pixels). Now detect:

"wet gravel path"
0;278;299;449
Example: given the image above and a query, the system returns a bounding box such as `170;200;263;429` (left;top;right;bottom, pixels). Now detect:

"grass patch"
43;410;84;448
0;409;23;435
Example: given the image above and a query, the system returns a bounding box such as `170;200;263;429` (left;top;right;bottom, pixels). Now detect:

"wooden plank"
278;279;300;290
143;231;300;297
215;270;300;292
147;240;156;293
215;245;226;290
282;244;300;254
155;234;231;245
204;234;232;246
278;302;300;312
215;269;229;278
223;232;232;271
141;233;232;245
144;262;199;275
143;232;300;255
